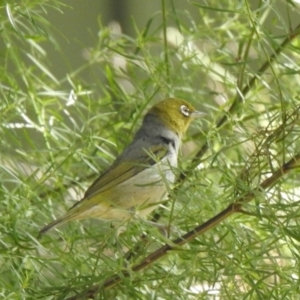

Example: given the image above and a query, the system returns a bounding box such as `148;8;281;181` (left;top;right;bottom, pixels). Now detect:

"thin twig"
161;0;170;81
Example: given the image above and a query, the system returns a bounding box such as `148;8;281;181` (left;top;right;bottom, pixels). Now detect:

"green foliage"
1;0;300;299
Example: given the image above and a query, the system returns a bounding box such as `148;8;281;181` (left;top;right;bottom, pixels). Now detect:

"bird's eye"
180;105;190;117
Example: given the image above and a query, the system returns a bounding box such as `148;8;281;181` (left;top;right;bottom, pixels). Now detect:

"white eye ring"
180;105;190;117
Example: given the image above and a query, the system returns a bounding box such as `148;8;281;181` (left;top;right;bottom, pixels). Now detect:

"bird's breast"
113;152;177;218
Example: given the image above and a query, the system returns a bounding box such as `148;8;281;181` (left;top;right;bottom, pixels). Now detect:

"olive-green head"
146;98;205;137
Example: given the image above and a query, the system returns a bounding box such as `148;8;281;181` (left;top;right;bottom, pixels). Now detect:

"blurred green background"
2;0;300;299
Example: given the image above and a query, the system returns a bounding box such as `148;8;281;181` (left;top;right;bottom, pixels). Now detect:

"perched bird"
39;98;204;235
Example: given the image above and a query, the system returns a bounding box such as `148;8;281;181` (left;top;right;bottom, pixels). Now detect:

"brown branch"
66;152;300;300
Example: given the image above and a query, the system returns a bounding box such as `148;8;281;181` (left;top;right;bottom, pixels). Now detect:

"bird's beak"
191;111;206;118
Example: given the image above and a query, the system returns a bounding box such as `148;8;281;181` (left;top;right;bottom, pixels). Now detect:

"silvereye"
39;98;204;235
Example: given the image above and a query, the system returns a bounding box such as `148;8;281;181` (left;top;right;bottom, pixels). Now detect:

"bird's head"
146;98;205;137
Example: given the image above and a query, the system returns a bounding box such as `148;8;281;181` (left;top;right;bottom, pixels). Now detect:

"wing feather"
70;144;168;209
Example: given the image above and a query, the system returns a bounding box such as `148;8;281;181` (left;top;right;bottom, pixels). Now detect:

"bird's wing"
73;144;168;206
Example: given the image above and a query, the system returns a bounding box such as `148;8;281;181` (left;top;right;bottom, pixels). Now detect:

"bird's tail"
39;217;65;236
38;211;80;236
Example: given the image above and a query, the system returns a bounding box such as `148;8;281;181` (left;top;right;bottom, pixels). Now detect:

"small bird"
39;98;204;235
